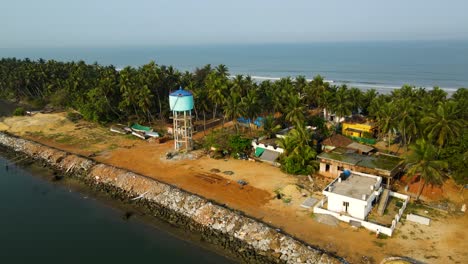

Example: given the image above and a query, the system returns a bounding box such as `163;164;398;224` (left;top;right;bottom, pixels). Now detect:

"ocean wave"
243;75;459;92
240;75;335;83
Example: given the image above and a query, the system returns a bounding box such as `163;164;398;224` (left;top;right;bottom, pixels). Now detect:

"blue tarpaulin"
237;117;265;127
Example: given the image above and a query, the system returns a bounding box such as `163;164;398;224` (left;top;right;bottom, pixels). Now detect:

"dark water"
0;155;236;264
1;41;468;92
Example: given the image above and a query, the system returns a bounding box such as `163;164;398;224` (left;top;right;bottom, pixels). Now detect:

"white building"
323;171;382;220
314;170;409;236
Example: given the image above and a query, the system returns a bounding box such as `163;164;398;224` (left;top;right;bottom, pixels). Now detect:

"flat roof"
318;149;403;173
347;142;374;153
329;173;379;199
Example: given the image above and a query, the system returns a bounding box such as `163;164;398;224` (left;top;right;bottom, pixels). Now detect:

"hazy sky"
2;0;468;47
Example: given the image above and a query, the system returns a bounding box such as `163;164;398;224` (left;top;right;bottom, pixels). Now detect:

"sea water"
1;41;468;93
0;155;235;264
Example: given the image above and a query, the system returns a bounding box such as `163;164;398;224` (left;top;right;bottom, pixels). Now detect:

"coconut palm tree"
396;98;418;150
223;91;245;132
361;89;378;116
375;101;397;148
451;88;467;120
405;139;448;200
285;93;305;126
348;87;363;114
308;75;328;108
193;87;211;134
262;115;281;139
276;124;318;175
329;85;352;124
294;75;308;96
421;101;465;148
215;64;229;78
242;88;260;133
206;72;227;119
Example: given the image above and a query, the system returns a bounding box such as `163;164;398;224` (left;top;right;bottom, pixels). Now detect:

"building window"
325;164;330;172
337;166;344;171
343;201;350;212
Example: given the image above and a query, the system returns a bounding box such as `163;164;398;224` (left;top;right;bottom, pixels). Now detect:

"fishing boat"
145;131;160;138
110;124;131;134
131;131;147;139
130;124;153;133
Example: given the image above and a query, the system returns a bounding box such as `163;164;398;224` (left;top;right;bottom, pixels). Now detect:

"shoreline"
0;132;346;264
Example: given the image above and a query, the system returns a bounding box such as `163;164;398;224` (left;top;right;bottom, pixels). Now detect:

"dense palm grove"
0;58;466;188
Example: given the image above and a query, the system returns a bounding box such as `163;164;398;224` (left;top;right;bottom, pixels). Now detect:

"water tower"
169;87;194;151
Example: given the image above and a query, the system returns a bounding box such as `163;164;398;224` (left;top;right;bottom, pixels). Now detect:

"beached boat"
145;131;160;138
110;126;128;134
110;124;131;134
131;131;148;139
131;124;153;133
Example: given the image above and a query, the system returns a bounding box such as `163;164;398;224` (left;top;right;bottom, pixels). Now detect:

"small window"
325;164;330;171
337;166;344;171
343;201;350;212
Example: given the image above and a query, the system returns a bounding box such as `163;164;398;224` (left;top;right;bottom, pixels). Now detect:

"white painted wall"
251;142;284;153
326;192;371;220
315;187;410;237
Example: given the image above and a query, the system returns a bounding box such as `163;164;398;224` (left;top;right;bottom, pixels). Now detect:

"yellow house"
342;122;376;138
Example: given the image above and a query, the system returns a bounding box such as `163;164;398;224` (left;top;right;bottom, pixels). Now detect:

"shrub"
13;107;26;116
227;134;251;154
66;111;83;123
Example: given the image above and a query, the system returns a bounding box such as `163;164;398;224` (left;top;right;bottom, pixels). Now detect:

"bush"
13;107;26;116
227;134;251;154
66;111;83;123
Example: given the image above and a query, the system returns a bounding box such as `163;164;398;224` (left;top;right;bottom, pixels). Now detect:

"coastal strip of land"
0;131;345;264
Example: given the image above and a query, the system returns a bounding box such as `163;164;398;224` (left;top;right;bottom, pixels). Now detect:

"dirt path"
1;112;467;264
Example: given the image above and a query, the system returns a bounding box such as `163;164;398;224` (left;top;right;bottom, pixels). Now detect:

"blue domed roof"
170;86;192;97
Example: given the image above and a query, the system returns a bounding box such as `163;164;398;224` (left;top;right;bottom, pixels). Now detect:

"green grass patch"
373;241;385;247
26;131;45;138
108;144;119;150
377;233;389;239
55;134;76;144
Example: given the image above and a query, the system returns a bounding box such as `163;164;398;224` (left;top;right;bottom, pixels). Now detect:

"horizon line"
2;38;468;49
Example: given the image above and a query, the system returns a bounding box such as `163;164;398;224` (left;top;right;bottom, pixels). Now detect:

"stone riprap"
0;132;345;264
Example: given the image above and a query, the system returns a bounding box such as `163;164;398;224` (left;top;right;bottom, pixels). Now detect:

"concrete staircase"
377;188;390;216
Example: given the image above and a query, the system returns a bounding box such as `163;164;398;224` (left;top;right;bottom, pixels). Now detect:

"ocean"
1;41;467;93
0;155;235;264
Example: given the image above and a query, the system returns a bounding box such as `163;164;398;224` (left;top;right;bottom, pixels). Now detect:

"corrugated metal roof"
259;149;280;163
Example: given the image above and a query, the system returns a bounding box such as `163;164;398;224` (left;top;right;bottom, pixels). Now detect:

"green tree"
262;115;281;139
285;93;305;126
329;85;352;123
276;123;318;175
421;101;464;148
375;101;397;147
396;98;418;149
405;139;448;200
223;91;245;132
206;72;227;119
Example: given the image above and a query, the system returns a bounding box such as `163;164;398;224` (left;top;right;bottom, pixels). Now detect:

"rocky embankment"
0;132;346;264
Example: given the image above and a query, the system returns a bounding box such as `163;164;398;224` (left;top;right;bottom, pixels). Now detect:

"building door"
343;201;349;213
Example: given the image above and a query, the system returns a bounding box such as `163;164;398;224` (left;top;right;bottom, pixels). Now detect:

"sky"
2;0;468;47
